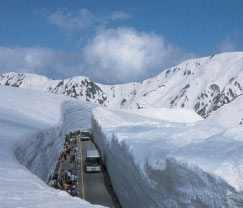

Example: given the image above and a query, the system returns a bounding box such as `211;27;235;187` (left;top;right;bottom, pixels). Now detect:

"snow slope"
208;95;243;128
103;52;243;117
0;86;103;208
124;108;202;123
92;107;243;208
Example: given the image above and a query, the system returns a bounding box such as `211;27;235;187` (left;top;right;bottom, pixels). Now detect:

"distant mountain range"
1;52;243;128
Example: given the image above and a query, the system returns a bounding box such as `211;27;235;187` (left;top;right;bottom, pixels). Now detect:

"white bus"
85;150;101;173
81;130;90;141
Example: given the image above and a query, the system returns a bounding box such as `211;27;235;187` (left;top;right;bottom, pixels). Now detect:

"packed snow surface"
92;107;243;208
0;86;104;208
125;107;202;123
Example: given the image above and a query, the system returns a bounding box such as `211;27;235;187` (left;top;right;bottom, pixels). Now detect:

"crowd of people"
48;130;81;197
48;129;122;207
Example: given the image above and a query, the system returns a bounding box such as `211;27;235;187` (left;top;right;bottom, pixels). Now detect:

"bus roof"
86;150;100;158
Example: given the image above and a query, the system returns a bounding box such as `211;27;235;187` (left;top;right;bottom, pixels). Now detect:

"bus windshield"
82;131;90;137
86;157;100;165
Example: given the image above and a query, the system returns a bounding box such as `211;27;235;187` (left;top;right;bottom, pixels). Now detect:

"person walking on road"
64;171;68;180
60;169;64;180
64;183;69;191
64;151;67;160
71;174;75;182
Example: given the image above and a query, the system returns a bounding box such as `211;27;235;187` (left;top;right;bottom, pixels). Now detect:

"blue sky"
0;0;242;84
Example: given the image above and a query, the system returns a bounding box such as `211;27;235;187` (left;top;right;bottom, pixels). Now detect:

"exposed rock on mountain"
0;72;108;106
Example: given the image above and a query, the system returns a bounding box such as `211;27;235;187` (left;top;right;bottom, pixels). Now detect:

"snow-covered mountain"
1;52;243;127
0;72;108;105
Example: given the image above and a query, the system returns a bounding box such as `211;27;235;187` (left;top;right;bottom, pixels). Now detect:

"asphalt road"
77;138;120;208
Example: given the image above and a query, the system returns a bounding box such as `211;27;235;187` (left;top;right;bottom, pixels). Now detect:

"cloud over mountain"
0;25;194;84
0;47;79;77
81;27;195;84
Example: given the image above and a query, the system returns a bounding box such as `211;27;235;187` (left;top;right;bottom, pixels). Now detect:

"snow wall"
92;107;243;208
14;100;96;182
0;86;103;208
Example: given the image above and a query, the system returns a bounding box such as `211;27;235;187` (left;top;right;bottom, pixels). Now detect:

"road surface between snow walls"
79;139;120;208
92;107;243;208
0;86;106;208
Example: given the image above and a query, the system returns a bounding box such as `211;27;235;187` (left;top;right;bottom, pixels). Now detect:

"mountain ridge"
1;51;243;127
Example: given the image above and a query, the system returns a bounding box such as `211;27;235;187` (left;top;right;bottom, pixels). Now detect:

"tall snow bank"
92;107;243;208
61;100;96;133
0;86;103;208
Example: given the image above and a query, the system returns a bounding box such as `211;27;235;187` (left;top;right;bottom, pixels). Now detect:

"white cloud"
219;36;236;53
48;9;94;31
109;11;131;20
48;9;131;31
0;28;194;84
0;47;79;77
81;27;194;84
